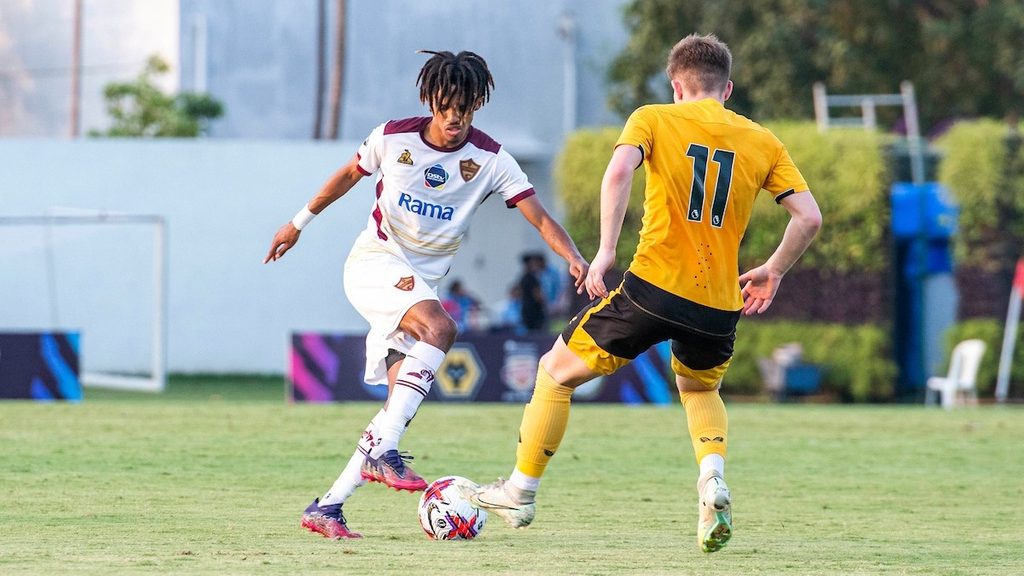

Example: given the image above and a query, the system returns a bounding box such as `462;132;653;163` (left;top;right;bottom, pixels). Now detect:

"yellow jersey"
616;99;808;323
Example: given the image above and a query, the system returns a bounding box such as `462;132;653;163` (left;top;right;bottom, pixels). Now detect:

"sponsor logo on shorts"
395;276;415;291
459;158;480;182
398;192;455;221
424;163;449;190
397;149;414;165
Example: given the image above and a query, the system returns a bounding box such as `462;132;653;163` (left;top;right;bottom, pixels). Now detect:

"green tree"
937;120;1024;272
608;1;1024;130
91;55;224;137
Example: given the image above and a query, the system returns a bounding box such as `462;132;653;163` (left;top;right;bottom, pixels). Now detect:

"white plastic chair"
925;339;986;410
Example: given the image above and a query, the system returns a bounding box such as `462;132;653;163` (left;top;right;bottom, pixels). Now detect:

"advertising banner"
289;332;674;405
0;332;82;401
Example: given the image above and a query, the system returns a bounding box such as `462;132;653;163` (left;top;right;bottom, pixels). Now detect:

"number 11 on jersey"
685;144;735;228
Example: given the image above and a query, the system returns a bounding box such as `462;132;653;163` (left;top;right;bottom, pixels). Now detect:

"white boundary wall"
0;139;553;373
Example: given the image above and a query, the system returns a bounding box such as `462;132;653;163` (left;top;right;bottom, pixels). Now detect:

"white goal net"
0;211;167;392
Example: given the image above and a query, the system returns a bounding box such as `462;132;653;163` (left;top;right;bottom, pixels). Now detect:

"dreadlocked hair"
416;50;494;114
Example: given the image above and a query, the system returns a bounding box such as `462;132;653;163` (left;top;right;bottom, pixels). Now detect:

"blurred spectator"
491;284;525;334
518;253;548;332
533;252;569;319
441;279;482;332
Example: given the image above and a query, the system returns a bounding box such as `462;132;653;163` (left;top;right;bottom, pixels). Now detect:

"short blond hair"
665;33;732;94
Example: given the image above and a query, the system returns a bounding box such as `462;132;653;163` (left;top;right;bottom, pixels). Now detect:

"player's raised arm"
739;191;821;315
263;154;366;264
586;144;642;300
514;195;589;294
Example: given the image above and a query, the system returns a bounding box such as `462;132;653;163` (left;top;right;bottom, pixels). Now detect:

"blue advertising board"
0;332;82;401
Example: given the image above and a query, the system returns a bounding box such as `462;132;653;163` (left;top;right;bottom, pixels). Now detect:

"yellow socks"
515;366;573;478
680;389;728;463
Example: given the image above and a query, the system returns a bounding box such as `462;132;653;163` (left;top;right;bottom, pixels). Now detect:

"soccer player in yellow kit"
472;34;822;553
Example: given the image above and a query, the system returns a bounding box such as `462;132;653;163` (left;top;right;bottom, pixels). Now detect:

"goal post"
0;212;167;392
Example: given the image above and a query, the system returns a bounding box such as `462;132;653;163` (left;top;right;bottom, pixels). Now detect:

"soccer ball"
417;475;488;540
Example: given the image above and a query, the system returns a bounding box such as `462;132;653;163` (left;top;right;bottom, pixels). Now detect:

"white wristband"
291;204;316;231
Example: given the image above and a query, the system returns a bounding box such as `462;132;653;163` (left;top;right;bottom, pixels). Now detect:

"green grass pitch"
1;376;1023;575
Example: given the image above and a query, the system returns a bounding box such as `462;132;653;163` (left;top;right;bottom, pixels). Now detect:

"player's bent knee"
540;341;600;389
418;317;456;350
401;302;458;350
434;315;458;348
676;376;721;393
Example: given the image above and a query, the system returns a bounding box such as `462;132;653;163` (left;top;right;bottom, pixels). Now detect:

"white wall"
0;139;555;374
178;0;630;141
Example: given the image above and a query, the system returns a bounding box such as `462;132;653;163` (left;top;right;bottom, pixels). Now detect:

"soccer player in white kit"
264;50;588;539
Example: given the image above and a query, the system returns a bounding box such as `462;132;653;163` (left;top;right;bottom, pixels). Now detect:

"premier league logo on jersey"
424;163;449;191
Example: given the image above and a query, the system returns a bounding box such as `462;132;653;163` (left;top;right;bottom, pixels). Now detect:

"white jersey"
353;117;535;284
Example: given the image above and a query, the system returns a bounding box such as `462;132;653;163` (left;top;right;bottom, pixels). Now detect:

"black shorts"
560;273;737;388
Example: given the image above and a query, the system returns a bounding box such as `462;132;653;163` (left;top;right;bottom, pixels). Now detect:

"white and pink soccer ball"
417;475;488;540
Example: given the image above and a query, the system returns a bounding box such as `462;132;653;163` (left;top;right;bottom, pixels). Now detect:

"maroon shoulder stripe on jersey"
505;188;536;208
385;117;431;135
466;127;501;154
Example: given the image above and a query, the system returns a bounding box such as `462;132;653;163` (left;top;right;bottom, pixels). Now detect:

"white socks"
509;468;541;493
321;408;385;506
372;341;446;456
320;341;446;505
699;454;725;481
320;450;367;506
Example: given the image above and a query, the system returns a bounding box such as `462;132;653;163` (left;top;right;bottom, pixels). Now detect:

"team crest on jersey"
395;276;415;291
397;149;414;165
424;163;449;190
459;159;480;182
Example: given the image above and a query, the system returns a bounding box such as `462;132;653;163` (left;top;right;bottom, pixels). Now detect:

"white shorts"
343;245;439;385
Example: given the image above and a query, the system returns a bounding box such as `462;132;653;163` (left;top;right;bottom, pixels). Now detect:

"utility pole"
556;11;577;138
326;0;345;140
312;0;326;139
69;0;83;138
